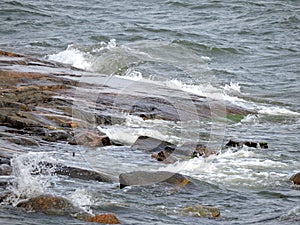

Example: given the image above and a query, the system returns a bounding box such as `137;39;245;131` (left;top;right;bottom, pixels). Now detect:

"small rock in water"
74;131;111;147
86;213;120;224
16;194;76;216
151;145;175;161
224;139;268;149
151;150;170;161
0;164;12;176
192;144;218;158
181;204;220;218
290;172;300;185
131;136;176;153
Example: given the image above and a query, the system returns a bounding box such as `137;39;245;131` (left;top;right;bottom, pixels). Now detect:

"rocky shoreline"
0;50;298;224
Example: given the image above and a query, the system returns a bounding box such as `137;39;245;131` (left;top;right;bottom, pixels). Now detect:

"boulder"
17;195;77;216
131;136;175;153
74;131;111;147
290;172;300;185
119;171;190;189
181;204;220;218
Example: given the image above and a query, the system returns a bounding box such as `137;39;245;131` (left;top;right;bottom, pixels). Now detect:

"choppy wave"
47;39;118;71
47;45;91;70
159;147;289;188
47;40;300;119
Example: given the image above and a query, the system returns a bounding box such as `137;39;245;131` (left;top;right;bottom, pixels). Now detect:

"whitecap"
157;147;289;188
116;68;143;81
47;44;91;70
224;81;241;93
258;106;300;116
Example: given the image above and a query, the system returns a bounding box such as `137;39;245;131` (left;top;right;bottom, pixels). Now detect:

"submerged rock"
181;204;220;218
290;172;300;185
119;171;191;189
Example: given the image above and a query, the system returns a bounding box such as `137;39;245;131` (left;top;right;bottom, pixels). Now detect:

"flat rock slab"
37;161;114;183
119;170;190;189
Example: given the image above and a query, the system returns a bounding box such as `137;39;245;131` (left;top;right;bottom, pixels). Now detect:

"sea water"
0;0;299;224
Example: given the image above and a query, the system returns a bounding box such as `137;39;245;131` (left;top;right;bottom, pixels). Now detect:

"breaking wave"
47;39;300;118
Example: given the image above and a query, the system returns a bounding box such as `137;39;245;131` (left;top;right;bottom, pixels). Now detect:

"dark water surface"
1;0;299;224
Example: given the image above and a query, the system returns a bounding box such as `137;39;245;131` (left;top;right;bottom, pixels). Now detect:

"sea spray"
6;152;56;205
68;188;94;215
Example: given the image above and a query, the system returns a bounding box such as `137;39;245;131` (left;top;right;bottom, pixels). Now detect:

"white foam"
221;82;300;117
165;79;226;100
69;189;93;214
241;114;258;122
47;44;91;70
280;205;300;221
116;68;143;81
7;152;55;205
158;148;289;188
224;81;241;93
47;39;118;71
201;56;211;62
258;106;300;116
98;123;176;146
91;39;117;53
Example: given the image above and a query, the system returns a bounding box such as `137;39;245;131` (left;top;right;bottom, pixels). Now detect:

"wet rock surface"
16;194;120;224
17;195;77;216
119;171;191;189
0;50;263;222
86;213;121;224
36;161;113;183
